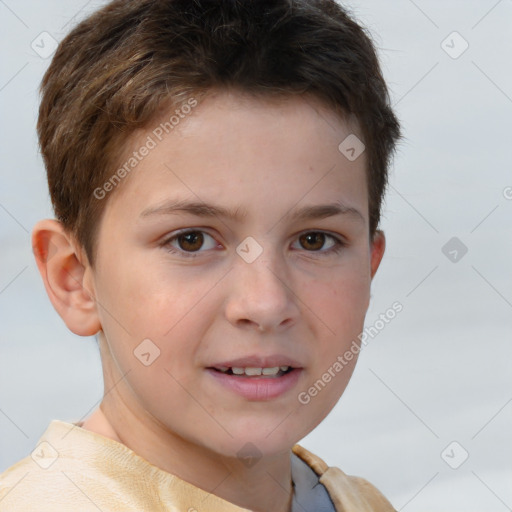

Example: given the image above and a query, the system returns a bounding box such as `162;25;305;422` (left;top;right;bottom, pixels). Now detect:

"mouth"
205;356;303;401
208;366;295;377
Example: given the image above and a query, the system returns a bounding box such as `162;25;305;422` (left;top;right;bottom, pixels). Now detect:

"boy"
0;0;400;510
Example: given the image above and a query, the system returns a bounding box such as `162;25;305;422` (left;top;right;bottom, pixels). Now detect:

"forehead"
102;91;369;227
175;90;361;151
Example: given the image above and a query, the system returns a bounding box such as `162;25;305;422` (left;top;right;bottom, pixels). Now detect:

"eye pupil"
300;232;325;251
179;232;204;251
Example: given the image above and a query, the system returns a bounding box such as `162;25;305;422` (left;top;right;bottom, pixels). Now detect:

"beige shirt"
0;420;396;511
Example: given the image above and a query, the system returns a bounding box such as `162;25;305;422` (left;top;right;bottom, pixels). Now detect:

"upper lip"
208;355;303;369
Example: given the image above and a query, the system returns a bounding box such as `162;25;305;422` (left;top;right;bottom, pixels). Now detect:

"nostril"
237;319;255;328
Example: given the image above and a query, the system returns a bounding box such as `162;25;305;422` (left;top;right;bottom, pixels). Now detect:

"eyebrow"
140;199;365;223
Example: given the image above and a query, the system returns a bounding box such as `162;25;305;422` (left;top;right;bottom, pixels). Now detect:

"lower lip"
205;368;302;401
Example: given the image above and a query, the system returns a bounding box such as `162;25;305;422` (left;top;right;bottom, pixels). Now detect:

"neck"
81;388;294;512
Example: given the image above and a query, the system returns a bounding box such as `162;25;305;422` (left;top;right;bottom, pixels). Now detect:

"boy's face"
85;91;384;457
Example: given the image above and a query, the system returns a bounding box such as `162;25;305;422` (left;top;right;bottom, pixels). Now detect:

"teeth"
245;367;262;376
217;366;291;376
262;367;280;376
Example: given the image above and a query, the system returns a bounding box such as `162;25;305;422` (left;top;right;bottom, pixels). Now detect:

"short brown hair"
38;0;401;264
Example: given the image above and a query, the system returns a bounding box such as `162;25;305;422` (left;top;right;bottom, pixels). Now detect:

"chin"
203;414;306;460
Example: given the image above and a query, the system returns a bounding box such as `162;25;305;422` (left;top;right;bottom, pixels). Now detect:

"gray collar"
290;452;336;511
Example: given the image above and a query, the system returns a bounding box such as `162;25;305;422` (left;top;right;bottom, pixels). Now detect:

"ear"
370;229;386;280
32;219;101;336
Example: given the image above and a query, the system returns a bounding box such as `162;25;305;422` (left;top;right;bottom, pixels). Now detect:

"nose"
224;248;300;333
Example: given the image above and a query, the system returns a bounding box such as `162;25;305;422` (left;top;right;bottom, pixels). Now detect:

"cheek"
96;249;208;336
295;278;367;429
298;260;371;407
94;258;223;388
306;270;370;335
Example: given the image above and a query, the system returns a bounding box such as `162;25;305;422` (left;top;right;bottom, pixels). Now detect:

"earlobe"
32;219;101;336
370;229;386;280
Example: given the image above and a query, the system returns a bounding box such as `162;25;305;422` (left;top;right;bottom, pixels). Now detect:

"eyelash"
161;229;347;259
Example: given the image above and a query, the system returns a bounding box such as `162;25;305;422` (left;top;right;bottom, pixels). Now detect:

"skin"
32;90;385;512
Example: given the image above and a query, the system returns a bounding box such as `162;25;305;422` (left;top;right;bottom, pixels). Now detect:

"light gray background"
1;1;511;510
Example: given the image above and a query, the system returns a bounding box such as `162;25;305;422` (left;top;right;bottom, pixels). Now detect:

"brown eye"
292;231;345;256
177;231;204;252
163;230;218;257
299;232;326;251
